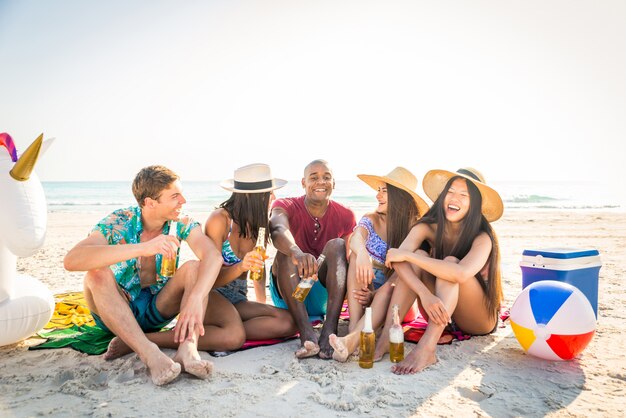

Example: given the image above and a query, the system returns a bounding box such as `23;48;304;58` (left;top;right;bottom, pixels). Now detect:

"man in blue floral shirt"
64;165;235;386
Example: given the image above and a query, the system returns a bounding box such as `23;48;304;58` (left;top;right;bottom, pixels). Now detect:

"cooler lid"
521;247;601;269
522;248;599;259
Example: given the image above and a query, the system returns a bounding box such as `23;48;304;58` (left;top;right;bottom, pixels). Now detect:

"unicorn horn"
10;133;44;181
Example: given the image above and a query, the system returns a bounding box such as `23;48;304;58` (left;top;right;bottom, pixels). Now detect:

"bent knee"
222;325;246;350
177;260;200;277
443;255;460;264
84;269;115;290
325;238;346;258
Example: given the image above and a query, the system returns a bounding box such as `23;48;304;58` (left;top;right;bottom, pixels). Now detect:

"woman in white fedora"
205;163;297;343
376;167;504;374
328;167;429;361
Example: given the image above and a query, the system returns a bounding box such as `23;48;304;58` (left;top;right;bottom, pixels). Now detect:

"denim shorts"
215;277;248;305
372;268;387;290
92;287;175;333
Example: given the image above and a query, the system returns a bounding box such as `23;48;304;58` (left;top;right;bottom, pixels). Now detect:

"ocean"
42;180;625;215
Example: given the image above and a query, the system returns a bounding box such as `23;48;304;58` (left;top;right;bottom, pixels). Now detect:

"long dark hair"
385;183;421;277
418;176;502;320
218;192;271;244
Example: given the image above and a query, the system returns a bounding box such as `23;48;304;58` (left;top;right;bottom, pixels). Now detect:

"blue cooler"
520;248;601;318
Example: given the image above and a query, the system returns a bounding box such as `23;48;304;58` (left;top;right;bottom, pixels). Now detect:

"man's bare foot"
391;345;437;374
328;334;350;362
173;341;213;380
103;337;133;360
318;328;337;359
142;344;182;386
295;341;320;359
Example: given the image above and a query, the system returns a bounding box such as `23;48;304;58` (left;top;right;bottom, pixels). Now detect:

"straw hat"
220;163;287;193
422;167;503;222
357;166;430;216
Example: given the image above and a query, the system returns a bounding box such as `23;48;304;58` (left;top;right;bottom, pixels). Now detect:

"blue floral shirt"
92;206;199;301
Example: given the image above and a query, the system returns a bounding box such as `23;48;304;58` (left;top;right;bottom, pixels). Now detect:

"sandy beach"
2;210;625;417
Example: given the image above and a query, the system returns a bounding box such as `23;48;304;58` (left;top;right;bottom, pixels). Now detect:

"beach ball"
510;280;596;361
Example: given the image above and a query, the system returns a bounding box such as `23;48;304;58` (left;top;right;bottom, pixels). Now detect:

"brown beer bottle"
359;307;375;369
160;220;178;277
248;227;266;281
389;304;405;363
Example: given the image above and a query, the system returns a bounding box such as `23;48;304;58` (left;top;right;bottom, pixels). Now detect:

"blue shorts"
269;269;327;318
92;288;175;333
372;268;387;290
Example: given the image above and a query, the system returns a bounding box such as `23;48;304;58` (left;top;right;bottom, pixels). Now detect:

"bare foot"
329;334;349;362
142;344;182;386
173;341;213;380
103;337;133;360
318;328;337;359
295;341;320;359
374;339;389;362
391;345;437;375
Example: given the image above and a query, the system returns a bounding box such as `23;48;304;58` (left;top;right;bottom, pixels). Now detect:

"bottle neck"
363;307;373;333
256;227;265;247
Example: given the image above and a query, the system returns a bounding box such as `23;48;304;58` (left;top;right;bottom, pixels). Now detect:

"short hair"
304;159;331;177
132;165;179;207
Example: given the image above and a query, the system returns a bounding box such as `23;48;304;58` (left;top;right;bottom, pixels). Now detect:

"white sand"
2;210;625;417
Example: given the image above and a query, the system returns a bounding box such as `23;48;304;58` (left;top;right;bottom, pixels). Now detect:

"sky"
1;0;625;184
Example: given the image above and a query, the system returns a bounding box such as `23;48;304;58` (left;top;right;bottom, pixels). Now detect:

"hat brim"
220;178;287;193
357;174;430;217
422;170;503;222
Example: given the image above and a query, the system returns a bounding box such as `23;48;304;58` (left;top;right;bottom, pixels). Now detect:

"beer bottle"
359;307;375;369
389;304;405;363
292;254;325;302
248;227;266;281
160;220;178;277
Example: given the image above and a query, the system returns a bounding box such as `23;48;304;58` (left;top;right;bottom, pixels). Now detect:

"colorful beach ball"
510;281;596;361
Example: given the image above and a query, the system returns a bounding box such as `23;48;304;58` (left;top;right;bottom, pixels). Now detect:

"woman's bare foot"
173;340;213;380
103;337;133;360
374;336;389;362
141;344;181;386
391;344;437;374
328;334;349;362
295;340;320;358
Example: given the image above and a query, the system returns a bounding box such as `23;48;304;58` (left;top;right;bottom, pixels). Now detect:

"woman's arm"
387;231;492;284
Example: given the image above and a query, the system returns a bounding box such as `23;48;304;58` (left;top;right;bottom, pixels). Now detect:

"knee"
443;256;460;264
222;324;246;351
325;238;347;261
177;260;200;283
84;269;115;291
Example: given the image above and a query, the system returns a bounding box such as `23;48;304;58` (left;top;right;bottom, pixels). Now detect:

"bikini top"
221;220;242;266
358;216;388;265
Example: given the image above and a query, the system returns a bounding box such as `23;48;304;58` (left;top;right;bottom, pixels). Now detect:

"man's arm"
63;231;179;272
174;225;222;342
269;207;316;278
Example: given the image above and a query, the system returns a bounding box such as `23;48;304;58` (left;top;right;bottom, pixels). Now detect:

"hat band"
456;168;481;182
234;179;274;190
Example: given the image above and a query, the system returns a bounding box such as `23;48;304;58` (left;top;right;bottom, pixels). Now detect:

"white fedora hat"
422;167;503;222
220;163;287;193
357;166;430;216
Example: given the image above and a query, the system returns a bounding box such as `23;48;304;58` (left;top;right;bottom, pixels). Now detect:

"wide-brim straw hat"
422;167;503;222
357;166;430;216
220;163;287;193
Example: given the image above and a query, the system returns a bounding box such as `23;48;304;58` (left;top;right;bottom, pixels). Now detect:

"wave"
504;194;560;203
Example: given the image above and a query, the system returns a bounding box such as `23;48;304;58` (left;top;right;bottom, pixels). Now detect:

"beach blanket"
29;292;297;356
341;302;510;345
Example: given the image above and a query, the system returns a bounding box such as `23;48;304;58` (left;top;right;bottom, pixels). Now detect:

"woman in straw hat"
204;163;297;343
375;167;503;374
328;167;429;361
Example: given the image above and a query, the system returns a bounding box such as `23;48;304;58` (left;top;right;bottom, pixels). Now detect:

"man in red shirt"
269;160;356;359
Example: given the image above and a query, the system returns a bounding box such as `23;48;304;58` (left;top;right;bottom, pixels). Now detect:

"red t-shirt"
272;195;356;258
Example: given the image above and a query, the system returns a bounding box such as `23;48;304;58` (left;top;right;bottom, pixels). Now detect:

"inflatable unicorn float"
0;132;54;347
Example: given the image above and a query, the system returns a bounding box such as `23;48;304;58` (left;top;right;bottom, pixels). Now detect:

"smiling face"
443;178;471;223
153;180;186;221
302;161;334;203
375;184;388;214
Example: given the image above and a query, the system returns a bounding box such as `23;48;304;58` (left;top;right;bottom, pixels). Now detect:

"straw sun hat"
357;166;430;216
422;167;503;222
220;163;287;193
